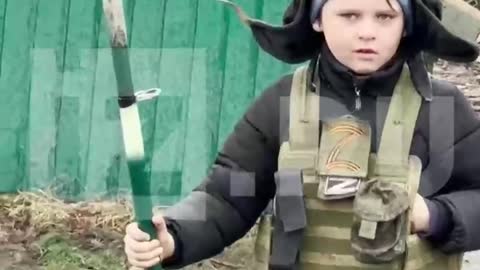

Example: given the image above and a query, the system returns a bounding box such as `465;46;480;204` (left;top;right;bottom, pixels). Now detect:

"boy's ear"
402;29;407;37
312;20;323;32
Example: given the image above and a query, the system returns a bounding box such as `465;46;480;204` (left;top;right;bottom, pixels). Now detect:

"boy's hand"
124;213;176;269
410;194;431;234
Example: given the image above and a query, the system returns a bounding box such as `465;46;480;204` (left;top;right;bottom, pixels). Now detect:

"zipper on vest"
354;83;362;111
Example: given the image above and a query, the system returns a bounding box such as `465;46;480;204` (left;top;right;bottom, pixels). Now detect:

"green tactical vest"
253;64;464;270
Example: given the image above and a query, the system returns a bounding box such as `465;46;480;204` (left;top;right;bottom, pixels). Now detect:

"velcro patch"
359;220;377;240
324;176;361;196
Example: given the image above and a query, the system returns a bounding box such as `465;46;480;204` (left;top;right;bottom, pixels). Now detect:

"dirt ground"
0;59;479;270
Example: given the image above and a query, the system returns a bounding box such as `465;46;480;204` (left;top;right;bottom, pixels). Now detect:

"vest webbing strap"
376;66;422;174
269;65;316;270
289;65;320;150
269;170;307;270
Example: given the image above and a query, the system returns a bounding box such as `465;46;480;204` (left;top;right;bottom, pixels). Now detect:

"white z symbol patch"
324;176;361;196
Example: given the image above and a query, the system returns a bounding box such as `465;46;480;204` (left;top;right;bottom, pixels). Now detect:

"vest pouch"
350;178;410;264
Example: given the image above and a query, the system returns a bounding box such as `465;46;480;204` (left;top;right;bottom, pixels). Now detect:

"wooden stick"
102;0;128;47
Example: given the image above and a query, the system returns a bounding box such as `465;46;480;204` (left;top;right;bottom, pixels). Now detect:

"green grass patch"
38;235;125;270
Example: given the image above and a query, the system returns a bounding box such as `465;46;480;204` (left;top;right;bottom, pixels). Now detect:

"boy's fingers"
152;214;167;233
126;223;150;241
124;236;161;253
125;245;163;262
128;256;161;269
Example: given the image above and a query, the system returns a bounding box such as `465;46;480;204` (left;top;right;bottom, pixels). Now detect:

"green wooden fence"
0;0;295;204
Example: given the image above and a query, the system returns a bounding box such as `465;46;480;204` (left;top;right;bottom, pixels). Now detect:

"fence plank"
28;0;70;195
217;0;259;150
150;0;198;204
54;0;100;200
0;0;6;74
181;0;227;194
0;0;39;192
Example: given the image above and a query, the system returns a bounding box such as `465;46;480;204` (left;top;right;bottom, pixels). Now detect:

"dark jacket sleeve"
159;75;293;269
419;199;453;241
423;80;480;253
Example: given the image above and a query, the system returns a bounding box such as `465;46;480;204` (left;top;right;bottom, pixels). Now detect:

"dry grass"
0;188;257;269
0;188;136;269
1;188;133;234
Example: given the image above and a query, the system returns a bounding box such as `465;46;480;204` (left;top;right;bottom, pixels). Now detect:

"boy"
124;0;480;269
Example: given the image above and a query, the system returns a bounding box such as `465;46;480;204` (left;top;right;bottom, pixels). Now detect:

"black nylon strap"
269;169;307;269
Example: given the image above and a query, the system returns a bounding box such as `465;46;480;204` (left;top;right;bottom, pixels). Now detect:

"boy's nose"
358;34;375;41
357;20;377;41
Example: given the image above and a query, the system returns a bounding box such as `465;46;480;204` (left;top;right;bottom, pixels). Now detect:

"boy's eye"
377;14;395;20
340;13;359;20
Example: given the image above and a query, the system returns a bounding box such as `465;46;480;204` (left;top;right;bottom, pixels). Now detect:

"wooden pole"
102;0;163;269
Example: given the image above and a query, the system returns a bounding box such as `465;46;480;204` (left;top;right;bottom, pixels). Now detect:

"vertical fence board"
150;0;198;204
0;0;7;75
28;0;70;195
217;0;259;150
54;0;101;200
181;0;228;193
0;0;39;192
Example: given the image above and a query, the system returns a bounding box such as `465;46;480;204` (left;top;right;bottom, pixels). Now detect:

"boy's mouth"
354;48;377;54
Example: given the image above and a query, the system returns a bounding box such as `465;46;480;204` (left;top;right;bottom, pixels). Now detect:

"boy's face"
313;0;405;75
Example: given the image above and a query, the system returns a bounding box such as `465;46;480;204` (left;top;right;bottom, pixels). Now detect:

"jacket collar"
308;44;433;101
